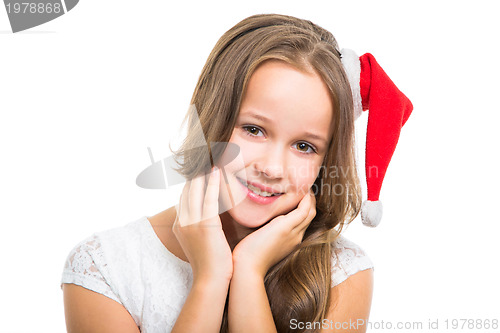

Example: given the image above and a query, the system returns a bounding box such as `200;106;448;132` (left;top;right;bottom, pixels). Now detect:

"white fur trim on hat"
340;48;362;120
361;200;383;227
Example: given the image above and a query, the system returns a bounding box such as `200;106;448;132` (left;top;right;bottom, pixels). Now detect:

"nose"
254;144;286;179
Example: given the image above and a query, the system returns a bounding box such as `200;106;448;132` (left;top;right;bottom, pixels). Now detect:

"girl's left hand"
231;189;316;278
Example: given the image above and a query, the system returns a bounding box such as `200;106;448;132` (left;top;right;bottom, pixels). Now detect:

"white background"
1;1;499;332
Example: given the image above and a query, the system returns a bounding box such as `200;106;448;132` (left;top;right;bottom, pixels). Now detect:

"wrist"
232;262;266;281
193;272;232;289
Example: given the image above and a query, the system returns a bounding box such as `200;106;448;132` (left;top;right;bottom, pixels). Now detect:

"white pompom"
361;200;383;227
340;48;362;120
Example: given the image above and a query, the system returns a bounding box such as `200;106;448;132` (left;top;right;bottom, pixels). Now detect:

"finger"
176;180;191;228
296;195;317;233
290;192;316;231
202;167;220;222
188;172;206;224
281;192;312;229
174;203;180;223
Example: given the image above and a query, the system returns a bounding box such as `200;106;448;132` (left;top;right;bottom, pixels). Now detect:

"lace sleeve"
60;234;122;305
331;236;374;287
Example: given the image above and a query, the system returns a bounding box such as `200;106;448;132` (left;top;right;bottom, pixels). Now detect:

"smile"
236;178;283;197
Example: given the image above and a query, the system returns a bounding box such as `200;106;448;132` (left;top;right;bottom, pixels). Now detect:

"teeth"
247;183;274;197
237;178;281;197
239;184;276;197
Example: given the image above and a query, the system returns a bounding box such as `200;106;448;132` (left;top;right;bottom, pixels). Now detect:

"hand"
231;189;317;278
172;167;233;284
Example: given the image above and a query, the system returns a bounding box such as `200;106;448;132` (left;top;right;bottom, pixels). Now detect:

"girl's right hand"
172;167;233;284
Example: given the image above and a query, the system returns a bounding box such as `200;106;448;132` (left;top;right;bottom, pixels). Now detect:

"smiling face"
217;59;334;228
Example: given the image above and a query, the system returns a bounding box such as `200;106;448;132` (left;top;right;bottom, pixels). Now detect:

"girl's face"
218;59;334;228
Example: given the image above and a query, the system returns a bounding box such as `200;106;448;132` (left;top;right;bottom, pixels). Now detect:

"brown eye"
243;126;263;136
295;142;315;154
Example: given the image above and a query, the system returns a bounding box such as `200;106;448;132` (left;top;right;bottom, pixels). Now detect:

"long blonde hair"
172;13;362;333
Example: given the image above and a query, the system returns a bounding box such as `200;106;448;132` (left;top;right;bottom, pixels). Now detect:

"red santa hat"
340;49;413;227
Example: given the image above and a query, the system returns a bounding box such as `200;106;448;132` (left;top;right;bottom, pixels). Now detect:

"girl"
60;13;400;332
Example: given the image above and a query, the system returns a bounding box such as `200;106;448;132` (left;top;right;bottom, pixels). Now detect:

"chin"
233;196;296;227
220;192;282;229
224;207;271;229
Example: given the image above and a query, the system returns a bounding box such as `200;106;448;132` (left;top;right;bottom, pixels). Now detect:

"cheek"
221;135;264;172
287;159;322;194
232;136;265;164
216;136;247;173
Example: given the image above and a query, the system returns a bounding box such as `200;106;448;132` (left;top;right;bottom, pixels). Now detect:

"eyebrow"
242;111;329;145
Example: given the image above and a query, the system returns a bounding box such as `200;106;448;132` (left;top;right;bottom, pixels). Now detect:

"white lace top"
60;216;373;332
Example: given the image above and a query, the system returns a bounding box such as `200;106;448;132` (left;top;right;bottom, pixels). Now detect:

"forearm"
172;277;230;333
228;267;277;333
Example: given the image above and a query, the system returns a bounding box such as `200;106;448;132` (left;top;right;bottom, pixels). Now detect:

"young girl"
61;13;410;333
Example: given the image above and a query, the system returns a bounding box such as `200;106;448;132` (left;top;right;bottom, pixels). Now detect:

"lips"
236;177;284;197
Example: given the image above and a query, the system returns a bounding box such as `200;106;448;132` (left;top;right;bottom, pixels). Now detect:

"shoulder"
330;235;374;287
61;220;146;333
323;267;373;332
60;217;149;298
61;231;122;306
61;217;152;327
62;217;147;265
321;236;374;332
